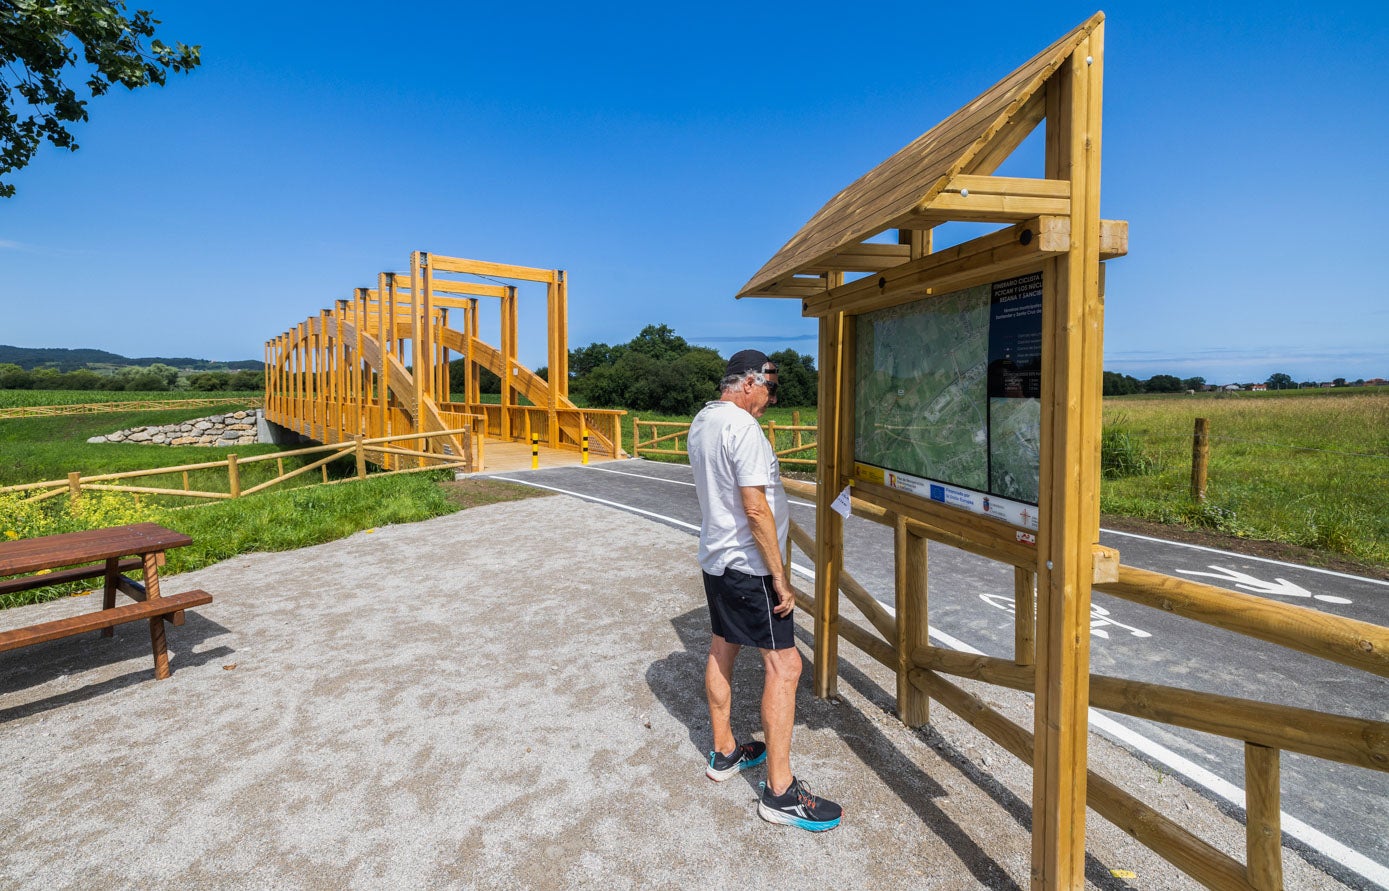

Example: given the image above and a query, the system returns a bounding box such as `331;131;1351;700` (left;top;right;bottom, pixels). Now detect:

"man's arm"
740;485;794;617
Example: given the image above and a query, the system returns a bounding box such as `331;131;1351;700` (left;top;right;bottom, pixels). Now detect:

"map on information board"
854;271;1043;529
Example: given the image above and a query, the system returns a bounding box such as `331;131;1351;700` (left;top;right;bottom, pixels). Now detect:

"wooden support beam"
802;242;913;273
427;254;556;283
801;218;1067;317
1033;28;1105;889
812;308;845;699
895;518;930;726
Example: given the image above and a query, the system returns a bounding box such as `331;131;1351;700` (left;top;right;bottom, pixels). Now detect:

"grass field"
1100;392;1388;566
0;389;261;408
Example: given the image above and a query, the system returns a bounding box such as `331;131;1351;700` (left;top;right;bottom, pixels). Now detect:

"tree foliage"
1265;372;1294;390
1;0;200;197
565;325;818;415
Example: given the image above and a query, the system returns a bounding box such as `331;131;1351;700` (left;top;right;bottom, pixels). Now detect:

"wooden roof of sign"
737;12;1104;299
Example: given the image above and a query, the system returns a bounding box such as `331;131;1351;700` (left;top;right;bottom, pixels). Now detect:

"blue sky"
2;1;1386;383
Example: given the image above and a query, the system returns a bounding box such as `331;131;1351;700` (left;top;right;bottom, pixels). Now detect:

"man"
687;349;842;832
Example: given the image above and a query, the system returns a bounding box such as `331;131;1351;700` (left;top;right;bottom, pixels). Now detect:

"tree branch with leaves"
0;0;199;197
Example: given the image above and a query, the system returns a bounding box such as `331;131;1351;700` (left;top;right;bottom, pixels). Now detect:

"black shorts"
703;568;794;650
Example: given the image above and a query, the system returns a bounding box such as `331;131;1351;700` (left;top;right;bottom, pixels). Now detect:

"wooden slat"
1245;744;1283;889
1097;565;1389;678
0;524;192;577
0;589;212;653
0;557;141;596
913;644;1389;772
426;255;556;283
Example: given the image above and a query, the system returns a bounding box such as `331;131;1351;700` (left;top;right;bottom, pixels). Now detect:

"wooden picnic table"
0;523;212;680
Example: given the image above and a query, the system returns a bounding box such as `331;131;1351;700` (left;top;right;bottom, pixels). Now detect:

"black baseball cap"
725;349;776;377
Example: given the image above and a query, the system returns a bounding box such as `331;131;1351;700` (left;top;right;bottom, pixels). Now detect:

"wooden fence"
631;412;817;468
0;397;262;420
780;477;1388;891
0;428;474;505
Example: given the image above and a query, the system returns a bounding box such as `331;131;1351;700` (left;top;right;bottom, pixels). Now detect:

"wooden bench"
0;524;211;680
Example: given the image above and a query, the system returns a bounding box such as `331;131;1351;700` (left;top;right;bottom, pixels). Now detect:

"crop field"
1100;392;1388;567
0;389;260;409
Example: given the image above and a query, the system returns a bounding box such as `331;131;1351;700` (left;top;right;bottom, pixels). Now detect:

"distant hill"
0;345;261;372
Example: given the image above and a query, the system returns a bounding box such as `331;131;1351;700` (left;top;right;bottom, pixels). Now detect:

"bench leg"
142;552;171;679
102;558;119;638
149;616;171;679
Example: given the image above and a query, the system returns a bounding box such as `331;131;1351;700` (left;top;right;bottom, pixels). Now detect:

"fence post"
67;471;81;503
531;432;539;470
1244;742;1283;889
355;434;367;479
632;416;640;459
227;454;241;498
1190;417;1210;502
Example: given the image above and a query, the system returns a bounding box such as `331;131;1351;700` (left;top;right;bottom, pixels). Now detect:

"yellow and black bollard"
581;424;589;465
531;432;539;470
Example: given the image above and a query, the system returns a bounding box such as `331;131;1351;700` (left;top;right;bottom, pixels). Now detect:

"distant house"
1249;383;1267;391
1368;378;1388;386
1220;384;1241;392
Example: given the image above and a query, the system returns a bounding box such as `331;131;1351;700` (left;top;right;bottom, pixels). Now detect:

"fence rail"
0;428;473;505
632;412;817;467
780;476;1388;891
0;397;262;420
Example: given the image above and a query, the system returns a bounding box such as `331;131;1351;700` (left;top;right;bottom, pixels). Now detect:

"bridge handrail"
0;428;473;503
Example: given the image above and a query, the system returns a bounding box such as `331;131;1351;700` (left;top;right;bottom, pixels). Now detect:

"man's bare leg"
706;635;741;756
761;646;802;794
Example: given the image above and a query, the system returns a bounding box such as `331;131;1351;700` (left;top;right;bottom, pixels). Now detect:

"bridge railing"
0;428;474;505
445;403;626;458
781;477;1388;891
631;417;817;468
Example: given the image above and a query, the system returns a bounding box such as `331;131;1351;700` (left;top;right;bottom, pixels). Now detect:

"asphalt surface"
483;458;1389;890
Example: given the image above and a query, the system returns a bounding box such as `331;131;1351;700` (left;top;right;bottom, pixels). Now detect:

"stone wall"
87;410;262;446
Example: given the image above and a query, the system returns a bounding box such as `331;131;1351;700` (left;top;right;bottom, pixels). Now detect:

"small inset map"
854;285;990;492
989;397;1041;503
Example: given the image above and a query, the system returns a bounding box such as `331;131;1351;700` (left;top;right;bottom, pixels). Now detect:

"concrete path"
0;496;1356;889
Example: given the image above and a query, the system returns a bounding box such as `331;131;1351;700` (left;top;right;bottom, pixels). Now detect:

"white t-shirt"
688;400;789;577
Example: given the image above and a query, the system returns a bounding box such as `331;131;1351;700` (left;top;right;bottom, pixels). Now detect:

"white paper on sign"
831;486;852;519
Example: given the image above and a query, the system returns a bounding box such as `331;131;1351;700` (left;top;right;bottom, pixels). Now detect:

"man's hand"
770;575;795;617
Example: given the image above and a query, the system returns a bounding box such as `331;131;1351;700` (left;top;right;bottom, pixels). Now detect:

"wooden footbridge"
262;253;625;473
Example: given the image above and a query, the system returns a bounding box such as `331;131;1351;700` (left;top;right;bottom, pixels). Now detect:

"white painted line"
581;463;816;508
1101;528;1389;587
488;477;701;532
493;475;1389;887
583;464;695;487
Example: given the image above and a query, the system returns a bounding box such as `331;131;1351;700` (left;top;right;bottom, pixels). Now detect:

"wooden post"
1015;567;1036;666
355;434;367;479
894;517;930;726
813;308;846;699
792;410;802;448
144;551;170;679
67;471;81;502
1033;26;1105;890
632;416;641;458
227;453;241;499
1245;743;1283;889
101;557;119;637
1191;417;1210;502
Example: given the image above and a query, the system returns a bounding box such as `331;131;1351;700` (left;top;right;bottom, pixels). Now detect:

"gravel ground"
0;496;1357;889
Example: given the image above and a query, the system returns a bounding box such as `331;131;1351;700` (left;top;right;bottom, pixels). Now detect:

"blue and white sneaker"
757;777;842;831
706;740;767;781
